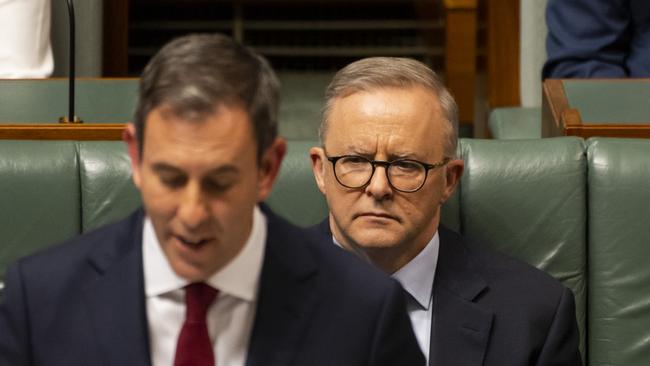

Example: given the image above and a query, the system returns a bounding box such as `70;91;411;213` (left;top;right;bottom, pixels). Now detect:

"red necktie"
174;282;219;366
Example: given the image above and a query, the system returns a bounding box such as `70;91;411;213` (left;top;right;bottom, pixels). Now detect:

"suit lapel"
83;211;151;366
313;219;494;365
430;227;493;366
246;209;319;366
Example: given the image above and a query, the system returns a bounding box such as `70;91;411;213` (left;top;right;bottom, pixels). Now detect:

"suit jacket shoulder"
0;210;151;366
432;226;582;366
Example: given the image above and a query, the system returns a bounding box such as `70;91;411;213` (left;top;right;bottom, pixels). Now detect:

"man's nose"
178;182;209;230
364;166;393;200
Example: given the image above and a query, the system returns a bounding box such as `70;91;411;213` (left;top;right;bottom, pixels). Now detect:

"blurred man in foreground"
0;35;424;366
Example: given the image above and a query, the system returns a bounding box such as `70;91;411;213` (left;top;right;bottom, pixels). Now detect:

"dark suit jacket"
309;220;582;366
543;0;650;78
0;208;424;366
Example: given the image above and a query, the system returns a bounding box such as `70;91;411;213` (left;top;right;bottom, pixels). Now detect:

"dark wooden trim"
542;79;650;138
487;0;519;108
103;0;129;76
0;124;126;140
541;78;570;136
444;0;477;126
566;124;650;139
561;108;582;127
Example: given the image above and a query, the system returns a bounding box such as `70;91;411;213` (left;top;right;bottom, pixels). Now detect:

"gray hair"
320;57;459;157
134;33;280;159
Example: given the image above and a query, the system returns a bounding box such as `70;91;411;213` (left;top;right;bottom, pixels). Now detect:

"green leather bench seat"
3;137;650;366
0;141;80;284
78;142;141;232
588;138;650;365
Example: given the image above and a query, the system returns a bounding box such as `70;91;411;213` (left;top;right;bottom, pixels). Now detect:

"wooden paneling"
103;0;129;76
444;0;477;126
487;0;520;108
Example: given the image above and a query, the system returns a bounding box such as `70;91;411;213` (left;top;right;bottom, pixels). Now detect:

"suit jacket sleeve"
543;0;631;78
0;263;32;366
535;287;583;366
368;281;425;366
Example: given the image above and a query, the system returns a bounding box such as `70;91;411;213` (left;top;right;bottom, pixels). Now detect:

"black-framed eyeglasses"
326;155;450;193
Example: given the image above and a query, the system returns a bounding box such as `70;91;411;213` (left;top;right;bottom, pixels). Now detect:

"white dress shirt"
143;206;267;366
392;233;439;363
332;232;439;364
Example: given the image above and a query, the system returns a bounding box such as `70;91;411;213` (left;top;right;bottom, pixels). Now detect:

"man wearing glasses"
309;57;582;366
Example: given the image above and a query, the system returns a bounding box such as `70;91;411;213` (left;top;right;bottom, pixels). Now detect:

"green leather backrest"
587;138;650;366
266;140;328;226
458;137;588;357
78;142;141;232
0;141;81;284
488;106;542;140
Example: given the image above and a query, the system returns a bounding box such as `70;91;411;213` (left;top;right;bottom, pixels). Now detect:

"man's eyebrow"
205;165;239;176
151;163;183;174
342;145;373;156
387;152;419;160
150;163;239;176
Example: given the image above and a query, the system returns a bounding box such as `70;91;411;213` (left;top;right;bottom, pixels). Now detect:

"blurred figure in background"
0;0;53;78
543;0;650;78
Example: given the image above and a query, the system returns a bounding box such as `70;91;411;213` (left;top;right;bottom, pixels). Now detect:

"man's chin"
349;230;402;251
166;255;216;282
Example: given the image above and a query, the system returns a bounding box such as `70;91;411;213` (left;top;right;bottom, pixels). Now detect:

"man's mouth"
355;212;400;222
174;235;211;248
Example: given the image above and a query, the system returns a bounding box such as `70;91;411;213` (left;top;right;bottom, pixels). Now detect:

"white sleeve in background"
0;0;53;78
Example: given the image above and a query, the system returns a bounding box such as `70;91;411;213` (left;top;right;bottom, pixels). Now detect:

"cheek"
399;183;441;214
213;183;259;218
425;172;446;200
325;186;357;218
140;179;177;218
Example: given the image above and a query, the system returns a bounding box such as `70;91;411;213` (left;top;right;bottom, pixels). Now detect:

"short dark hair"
134;33;280;159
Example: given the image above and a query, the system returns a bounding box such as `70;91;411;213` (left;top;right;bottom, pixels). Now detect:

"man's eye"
392;160;421;172
203;179;233;193
341;156;368;165
159;175;187;188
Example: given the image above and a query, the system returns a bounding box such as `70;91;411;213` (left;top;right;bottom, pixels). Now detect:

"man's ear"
123;123;142;189
309;147;327;195
257;137;287;202
441;159;464;204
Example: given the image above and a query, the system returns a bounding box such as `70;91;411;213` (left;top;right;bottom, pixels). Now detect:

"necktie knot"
185;282;218;323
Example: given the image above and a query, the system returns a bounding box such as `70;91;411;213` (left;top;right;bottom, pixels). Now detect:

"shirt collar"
143;205;267;302
391;232;440;310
